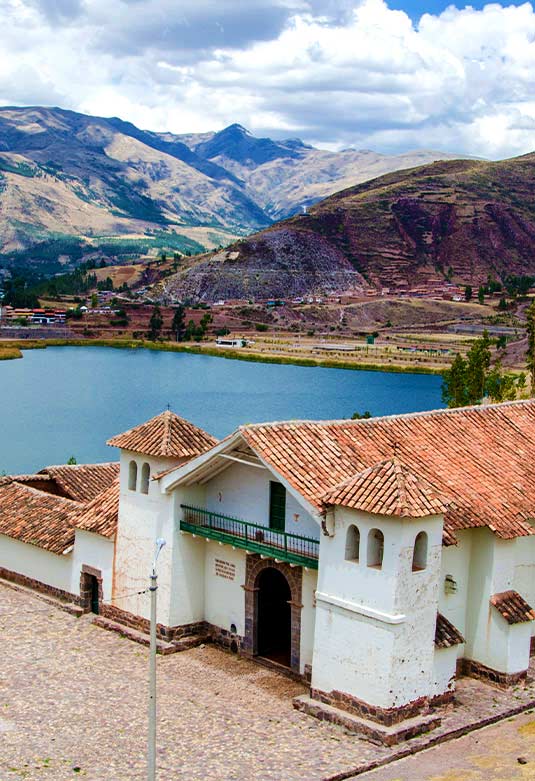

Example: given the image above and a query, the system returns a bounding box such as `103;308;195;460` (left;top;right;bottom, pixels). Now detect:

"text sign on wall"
215;558;236;581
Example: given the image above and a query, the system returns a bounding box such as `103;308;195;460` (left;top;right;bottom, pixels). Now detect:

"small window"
128;460;138;491
412;531;428;572
140;462;150;495
345;525;360;562
367;528;384;569
269;481;286;531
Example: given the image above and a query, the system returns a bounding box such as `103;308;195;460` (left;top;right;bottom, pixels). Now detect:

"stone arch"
243;555;303;674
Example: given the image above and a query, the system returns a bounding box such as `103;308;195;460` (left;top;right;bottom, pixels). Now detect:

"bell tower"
304;458;452;736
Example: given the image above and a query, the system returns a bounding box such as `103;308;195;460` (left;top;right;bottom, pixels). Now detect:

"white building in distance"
1;401;535;744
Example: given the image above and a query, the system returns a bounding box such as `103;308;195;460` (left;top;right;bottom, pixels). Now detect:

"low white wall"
205;461;319;539
203;543;246;636
72;530;115;601
0;533;73;593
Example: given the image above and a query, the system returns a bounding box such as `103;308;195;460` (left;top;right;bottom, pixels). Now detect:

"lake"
0;346;444;474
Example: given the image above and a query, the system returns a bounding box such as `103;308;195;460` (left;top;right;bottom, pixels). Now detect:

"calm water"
0;347;444;474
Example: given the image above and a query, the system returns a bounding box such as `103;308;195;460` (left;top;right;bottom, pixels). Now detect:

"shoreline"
0;337;444;375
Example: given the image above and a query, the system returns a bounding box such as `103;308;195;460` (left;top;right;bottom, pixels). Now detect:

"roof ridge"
6;480;82;505
238;398;535;431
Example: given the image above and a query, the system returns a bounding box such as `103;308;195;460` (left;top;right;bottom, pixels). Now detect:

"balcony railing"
180;505;319;569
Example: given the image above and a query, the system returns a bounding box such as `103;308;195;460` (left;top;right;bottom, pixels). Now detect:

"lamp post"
148;537;166;781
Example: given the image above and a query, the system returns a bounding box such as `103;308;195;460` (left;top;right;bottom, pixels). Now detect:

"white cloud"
0;0;535;158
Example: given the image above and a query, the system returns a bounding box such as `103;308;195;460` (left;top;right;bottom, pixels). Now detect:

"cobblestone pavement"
1;582;535;781
360;710;535;780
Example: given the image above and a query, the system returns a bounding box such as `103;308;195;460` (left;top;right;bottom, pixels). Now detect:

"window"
140;462;150;495
367;528;384;569
345;525;360;562
412;531;428;572
128;460;138;491
269;481;286;531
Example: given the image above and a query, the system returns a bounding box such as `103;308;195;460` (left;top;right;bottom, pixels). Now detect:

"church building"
1;400;535;744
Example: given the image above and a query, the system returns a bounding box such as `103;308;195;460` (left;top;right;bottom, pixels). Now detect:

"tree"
67;455;77;465
465;330;491;402
526;300;535;392
442;331;522;408
477;286;485;305
148;305;163;341
464;285;473;302
91;293;98;309
351;410;372;420
442;353;469;408
172;305;186;341
485;361;517;403
498;296;507;311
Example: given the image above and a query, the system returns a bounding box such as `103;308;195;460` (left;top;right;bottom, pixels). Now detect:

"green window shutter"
269;481;286;531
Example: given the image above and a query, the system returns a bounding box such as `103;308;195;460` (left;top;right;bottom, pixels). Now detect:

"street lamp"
148;537;166;781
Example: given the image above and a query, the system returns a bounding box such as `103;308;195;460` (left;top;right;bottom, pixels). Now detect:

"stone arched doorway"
257;567;292;667
243;554;303;674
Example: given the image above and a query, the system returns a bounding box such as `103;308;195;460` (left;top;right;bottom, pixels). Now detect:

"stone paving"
1;580;535;781
361;710;535;780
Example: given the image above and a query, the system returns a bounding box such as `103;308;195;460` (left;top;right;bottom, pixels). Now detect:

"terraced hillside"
160;154;535;301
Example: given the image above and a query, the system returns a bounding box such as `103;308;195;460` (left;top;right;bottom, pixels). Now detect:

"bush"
255;323;269;332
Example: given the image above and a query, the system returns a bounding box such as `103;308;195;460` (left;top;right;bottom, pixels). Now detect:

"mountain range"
159;154;535;302
0;106;463;269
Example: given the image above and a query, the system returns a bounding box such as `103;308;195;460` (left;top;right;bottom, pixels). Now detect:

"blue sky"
390;0;525;18
2;0;535;159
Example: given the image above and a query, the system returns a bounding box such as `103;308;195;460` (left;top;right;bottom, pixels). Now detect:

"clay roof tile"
107;410;217;459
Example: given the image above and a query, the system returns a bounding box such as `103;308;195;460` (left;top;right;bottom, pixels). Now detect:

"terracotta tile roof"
240;400;535;543
435;613;465;648
107;411;218;459
39;463;119;502
490;591;535;624
0;480;79;554
74;478;119;539
321;458;450;518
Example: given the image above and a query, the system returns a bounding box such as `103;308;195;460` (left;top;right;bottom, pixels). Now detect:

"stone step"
293;695;441;746
92;615;210;655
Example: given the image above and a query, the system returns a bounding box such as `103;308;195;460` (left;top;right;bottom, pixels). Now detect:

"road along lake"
1;346;444;474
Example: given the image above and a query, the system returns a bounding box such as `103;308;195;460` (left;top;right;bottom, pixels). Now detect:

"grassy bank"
0;346;23;360
0;337;443;375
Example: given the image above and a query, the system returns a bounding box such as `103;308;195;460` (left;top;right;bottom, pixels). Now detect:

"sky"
1;0;535;159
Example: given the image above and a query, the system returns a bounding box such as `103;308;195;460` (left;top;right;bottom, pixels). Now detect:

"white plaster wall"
205;461;319;539
465;529;530;673
167;484;207;627
514;535;535;639
71;530;115;601
431;646;457;697
203;543;246;635
300;568;318;673
0;534;72;593
485;611;532;674
312;507;444;708
438;530;472;658
312;600;396;708
113;450;183;625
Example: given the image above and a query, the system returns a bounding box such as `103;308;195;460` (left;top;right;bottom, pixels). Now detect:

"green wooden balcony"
180;505;319;569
